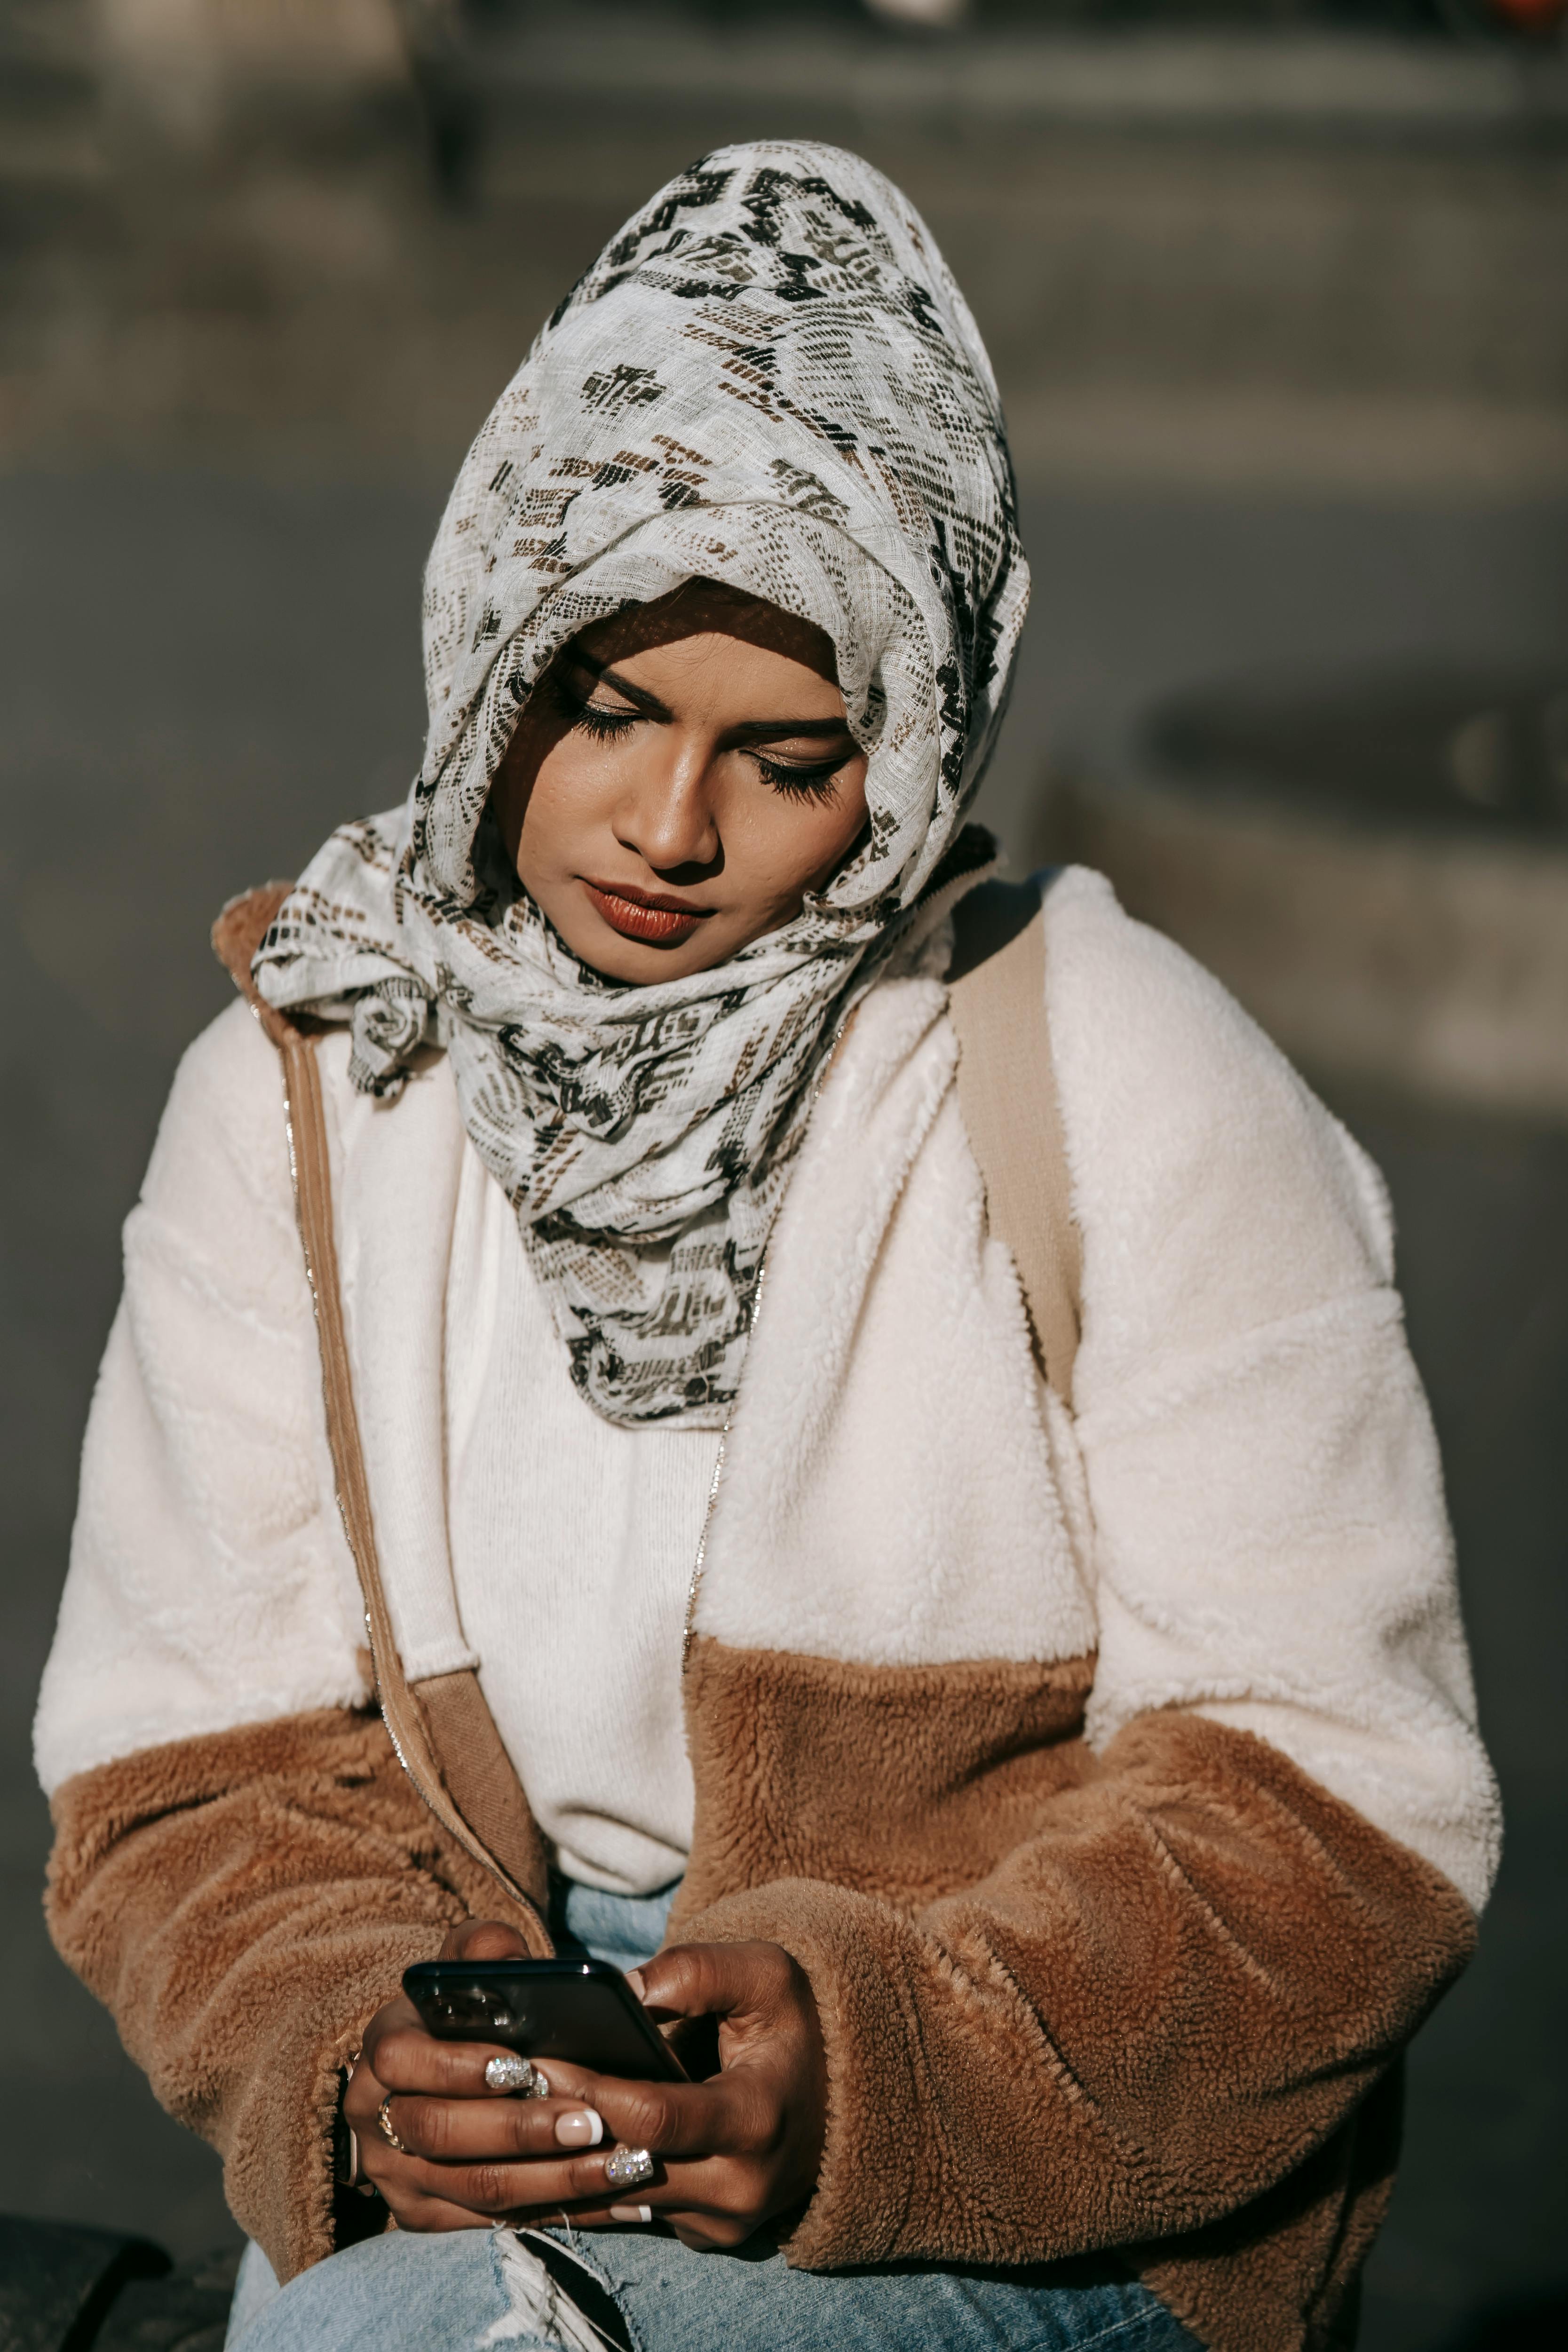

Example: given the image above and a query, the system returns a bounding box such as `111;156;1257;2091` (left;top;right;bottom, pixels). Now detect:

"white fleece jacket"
34;869;1500;1914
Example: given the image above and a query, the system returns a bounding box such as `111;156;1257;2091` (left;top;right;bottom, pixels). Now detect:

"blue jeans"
227;1881;1200;2352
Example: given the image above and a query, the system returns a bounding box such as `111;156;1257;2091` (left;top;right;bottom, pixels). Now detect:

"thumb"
630;1939;794;2026
439;1916;531;1962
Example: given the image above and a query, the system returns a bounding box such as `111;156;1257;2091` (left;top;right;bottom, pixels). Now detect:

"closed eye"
751;752;845;802
574;701;641;742
548;666;643;741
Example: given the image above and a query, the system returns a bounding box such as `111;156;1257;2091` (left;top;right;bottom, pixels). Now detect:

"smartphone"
402;1956;689;2083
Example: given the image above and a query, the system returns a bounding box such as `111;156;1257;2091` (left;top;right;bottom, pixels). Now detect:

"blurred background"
1;2;1565;2346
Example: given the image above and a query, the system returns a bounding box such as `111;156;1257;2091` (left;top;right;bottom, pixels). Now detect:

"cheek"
515;740;609;867
731;796;855;911
794;765;869;885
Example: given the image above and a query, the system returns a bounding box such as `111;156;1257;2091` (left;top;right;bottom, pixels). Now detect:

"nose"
611;732;721;875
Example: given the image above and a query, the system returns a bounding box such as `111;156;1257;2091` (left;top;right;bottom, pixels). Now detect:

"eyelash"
754;756;842;802
565;694;842;801
573;702;638;743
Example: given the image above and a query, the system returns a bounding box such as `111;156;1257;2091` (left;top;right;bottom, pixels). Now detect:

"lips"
582;879;712;946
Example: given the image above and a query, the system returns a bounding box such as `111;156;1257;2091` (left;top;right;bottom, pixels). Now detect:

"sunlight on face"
490;581;870;983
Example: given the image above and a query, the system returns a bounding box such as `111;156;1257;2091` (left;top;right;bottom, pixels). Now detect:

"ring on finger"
603;2146;655;2190
484;2052;536;2095
376;2095;409;2154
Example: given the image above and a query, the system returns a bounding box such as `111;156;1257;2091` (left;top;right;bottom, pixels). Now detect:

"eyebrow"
578;654;854;742
577;658;670;719
731;717;854;743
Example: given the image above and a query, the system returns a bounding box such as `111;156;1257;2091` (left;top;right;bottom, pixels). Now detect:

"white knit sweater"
35;869;1501;1914
445;1150;715;1888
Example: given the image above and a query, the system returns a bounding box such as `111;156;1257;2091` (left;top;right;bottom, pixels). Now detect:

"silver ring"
376;2095;408;2154
484;2052;536;2095
603;2146;655;2190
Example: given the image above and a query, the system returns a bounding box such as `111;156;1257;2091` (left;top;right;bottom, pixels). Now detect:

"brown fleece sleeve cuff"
46;1708;532;2281
680;1713;1474;2279
680;1874;941;2265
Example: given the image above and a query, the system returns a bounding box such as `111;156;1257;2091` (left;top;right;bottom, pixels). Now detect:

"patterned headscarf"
253;140;1029;1427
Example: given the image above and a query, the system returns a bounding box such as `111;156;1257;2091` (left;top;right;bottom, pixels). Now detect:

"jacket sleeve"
44;1709;514;2282
32;1002;504;2281
684;1711;1473;2279
33;999;372;1793
682;875;1494;2297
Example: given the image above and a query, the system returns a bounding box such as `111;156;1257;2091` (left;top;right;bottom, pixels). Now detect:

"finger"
384;2139;776;2234
566;2204;753;2249
342;2057;384;2125
667;2214;760;2250
359;1994;423;2072
377;2179;500;2234
378;2148;657;2218
438;1918;532;1963
516;2151;768;2225
370;2027;546;2099
362;2056;779;2177
372;2091;612;2166
539;2067;771;2163
633;1940;801;2026
490;2058;673;2126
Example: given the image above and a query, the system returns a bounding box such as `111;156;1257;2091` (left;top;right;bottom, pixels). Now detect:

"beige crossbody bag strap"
213;887;549;1940
948;875;1082;1408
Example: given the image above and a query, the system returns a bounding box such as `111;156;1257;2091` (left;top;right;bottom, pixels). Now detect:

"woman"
37;143;1497;2352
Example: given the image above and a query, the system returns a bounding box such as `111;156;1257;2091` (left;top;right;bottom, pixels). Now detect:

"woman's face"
491;582;870;983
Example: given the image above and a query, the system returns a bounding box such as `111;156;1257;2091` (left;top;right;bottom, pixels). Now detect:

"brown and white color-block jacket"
37;867;1497;2352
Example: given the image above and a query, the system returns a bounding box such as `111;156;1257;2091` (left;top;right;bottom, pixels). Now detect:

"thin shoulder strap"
947;874;1082;1408
211;887;548;1939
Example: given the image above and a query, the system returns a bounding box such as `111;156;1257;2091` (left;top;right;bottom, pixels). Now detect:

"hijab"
253;140;1029;1427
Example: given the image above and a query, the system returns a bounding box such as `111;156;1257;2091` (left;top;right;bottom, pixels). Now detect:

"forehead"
574;579;840;690
578;626;849;717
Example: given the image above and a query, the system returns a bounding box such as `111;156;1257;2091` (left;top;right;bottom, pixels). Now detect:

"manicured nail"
603;2146;655;2189
625;1969;647;2002
608;2203;652;2224
485;2053;534;2095
555;2108;603;2148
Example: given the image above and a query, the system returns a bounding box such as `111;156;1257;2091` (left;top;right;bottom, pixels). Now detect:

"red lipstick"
582;879;712;945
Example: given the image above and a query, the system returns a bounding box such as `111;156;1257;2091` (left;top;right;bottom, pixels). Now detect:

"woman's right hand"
347;1918;617;2232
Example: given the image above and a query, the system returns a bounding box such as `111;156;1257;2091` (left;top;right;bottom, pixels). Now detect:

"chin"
531;880;738;982
578;927;713;986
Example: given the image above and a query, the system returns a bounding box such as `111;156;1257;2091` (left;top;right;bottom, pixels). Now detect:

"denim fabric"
226;1878;1202;2352
550;1873;681;1971
233;2223;1199;2352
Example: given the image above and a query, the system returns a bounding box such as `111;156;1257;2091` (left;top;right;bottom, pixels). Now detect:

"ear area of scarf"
214;882;301;1048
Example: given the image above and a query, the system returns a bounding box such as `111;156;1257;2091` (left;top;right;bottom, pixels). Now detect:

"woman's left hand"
355;1934;828;2249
